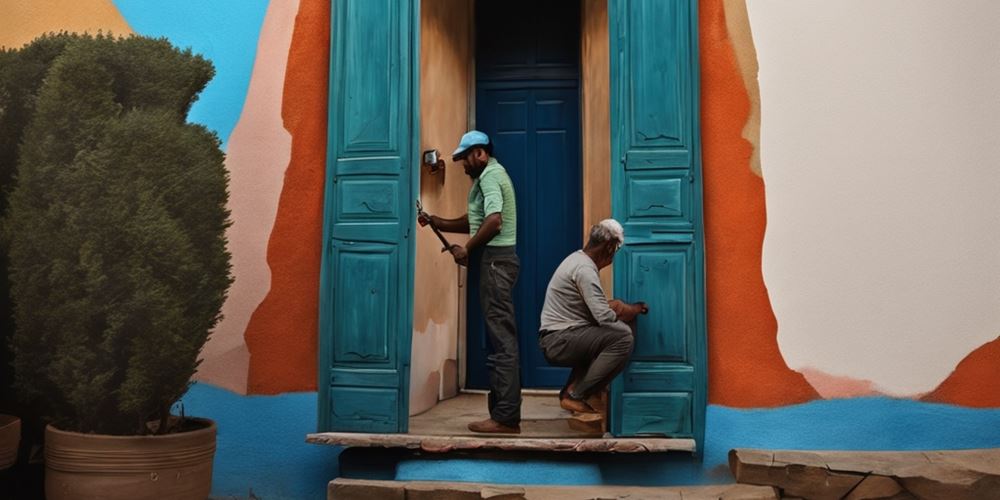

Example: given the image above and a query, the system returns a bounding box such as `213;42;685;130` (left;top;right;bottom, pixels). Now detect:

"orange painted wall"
244;0;329;394
923;336;1000;408
699;0;819;407
245;0;995;410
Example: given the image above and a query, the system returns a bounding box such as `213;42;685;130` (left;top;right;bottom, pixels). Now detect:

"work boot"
560;395;599;414
467;418;520;434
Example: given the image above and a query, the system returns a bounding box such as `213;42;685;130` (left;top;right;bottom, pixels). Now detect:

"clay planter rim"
45;416;215;440
1;414;22;470
0;414;19;429
44;417;215;499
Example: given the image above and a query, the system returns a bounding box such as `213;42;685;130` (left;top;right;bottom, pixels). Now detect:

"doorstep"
328;479;778;500
307;393;695;453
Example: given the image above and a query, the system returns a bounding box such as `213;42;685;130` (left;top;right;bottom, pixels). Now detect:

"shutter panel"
318;0;418;433
609;0;707;454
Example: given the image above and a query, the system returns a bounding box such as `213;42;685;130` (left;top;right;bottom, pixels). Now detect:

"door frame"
319;0;706;451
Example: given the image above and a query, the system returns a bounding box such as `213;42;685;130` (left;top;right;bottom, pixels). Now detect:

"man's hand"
608;299;628;317
417;211;433;227
447;244;469;266
609;299;649;323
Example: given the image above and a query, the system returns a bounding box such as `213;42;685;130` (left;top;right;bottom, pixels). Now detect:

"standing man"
418;130;521;434
538;219;648;414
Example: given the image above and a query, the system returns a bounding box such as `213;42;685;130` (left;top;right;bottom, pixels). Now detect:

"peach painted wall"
0;0;131;49
581;0;613;294
410;0;474;416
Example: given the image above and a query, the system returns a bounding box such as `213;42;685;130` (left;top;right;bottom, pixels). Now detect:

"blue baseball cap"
451;130;490;160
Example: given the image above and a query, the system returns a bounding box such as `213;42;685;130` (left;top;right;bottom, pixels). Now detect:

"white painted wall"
748;0;1000;396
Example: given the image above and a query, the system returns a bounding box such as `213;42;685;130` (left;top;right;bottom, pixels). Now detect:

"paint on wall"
111;0;269;148
700;0;820;407
923;335;1000;407
0;0;131;49
196;0;300;395
244;0;329;394
581;0;613;294
721;0;761;177
410;0;474;415
750;0;1000;398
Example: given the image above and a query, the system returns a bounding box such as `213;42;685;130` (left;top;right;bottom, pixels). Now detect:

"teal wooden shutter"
318;0;419;433
609;0;707;453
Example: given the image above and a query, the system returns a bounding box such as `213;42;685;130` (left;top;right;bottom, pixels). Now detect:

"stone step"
729;448;1000;500
328;478;779;500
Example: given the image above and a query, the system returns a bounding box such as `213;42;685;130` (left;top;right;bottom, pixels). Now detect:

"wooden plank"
308;432;695;454
329;478;779;500
730;448;1000;500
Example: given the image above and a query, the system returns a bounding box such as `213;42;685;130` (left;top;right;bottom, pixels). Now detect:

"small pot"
45;418;216;500
0;414;20;470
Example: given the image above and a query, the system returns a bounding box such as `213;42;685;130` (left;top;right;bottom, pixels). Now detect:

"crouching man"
537;219;648;414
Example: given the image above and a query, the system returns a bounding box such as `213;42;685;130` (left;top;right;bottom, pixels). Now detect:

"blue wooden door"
467;84;581;389
608;0;707;452
318;0;418;433
466;1;581;389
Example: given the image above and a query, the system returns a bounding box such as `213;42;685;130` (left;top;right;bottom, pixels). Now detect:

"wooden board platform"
308;393;695;453
329;479;778;500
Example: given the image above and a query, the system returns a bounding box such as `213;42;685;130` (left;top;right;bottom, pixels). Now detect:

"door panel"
609;0;706;453
467;85;581;389
620;243;691;362
318;0;417;433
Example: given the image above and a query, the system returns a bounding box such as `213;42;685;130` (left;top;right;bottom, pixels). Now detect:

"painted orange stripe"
248;0;823;405
922;337;1000;408
700;0;819;407
245;0;329;394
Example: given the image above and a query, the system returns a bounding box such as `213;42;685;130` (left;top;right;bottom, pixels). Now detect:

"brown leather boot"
560;395;599;414
467;418;521;434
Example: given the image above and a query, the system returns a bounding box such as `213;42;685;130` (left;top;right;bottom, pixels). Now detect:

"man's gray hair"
587;219;625;248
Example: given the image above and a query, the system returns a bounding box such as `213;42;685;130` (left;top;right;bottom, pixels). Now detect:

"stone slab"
730;448;1000;500
329;478;779;500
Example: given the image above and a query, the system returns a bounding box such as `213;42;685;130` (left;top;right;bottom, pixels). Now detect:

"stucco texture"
410;0;473;416
701;0;819;406
244;0;329;394
6;0;996;411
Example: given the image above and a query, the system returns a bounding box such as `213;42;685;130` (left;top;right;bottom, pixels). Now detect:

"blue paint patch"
112;0;270;148
180;383;339;500
388;399;1000;486
180;387;1000;493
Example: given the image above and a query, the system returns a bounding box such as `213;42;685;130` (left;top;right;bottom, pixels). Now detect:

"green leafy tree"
0;33;81;412
4;34;232;435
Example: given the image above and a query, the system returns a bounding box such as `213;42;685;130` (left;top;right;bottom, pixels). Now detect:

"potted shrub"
3;33;231;499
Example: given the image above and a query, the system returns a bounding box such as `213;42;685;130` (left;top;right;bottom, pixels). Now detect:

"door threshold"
309;393;695;454
307;431;696;454
460;388;560;396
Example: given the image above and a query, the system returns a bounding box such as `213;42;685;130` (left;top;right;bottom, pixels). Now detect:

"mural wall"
2;0;998;496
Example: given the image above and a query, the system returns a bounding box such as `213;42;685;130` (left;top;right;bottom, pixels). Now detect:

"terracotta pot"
45;418;216;500
0;414;20;470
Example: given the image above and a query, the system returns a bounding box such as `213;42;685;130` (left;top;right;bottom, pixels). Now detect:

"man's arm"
575;267;621;327
449;212;500;266
449;172;505;265
426;214;469;234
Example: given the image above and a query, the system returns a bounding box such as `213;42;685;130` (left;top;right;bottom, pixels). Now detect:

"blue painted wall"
184;382;1000;498
112;0;269;147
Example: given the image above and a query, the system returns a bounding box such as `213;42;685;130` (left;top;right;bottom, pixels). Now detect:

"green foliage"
3;33;232;435
0;33;82;412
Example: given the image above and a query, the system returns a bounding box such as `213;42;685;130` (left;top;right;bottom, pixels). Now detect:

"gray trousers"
478;246;521;425
539;322;634;400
